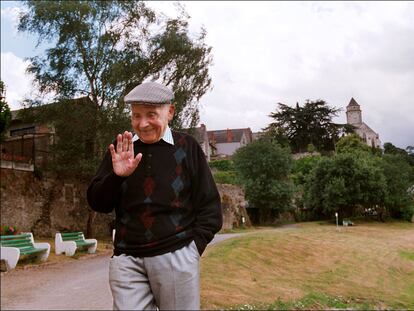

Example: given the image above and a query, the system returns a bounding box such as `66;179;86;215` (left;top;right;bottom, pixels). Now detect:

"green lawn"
201;221;414;310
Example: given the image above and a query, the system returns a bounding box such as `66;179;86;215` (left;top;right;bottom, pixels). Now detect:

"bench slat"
0;233;31;240
1;240;32;247
20;247;48;255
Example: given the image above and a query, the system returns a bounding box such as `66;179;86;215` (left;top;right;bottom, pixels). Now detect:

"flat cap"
124;82;174;104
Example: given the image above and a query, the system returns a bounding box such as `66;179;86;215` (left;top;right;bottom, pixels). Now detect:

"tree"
304;152;387;222
233;138;294;223
0;81;12;143
19;1;212;130
335;133;371;155
379;154;414;221
291;155;322;221
18;0;213;237
384;142;414;169
266;100;354;154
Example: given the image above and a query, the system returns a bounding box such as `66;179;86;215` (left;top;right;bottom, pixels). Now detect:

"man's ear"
168;104;175;122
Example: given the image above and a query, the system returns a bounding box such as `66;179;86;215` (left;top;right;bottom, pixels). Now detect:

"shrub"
209;159;234;171
213;171;238;185
1;225;19;235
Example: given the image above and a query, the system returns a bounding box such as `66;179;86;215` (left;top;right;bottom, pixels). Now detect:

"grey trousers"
109;241;200;310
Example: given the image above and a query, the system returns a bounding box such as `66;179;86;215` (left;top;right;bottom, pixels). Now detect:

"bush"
1;225;19;235
209;159;234;171
213;171;238;185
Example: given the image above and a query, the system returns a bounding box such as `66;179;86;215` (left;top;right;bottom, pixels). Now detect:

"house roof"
356;122;379;135
182;124;208;144
207;128;252;144
10;96;94;121
348;97;360;107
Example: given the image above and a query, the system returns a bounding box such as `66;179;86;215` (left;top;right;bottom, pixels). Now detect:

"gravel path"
0;233;247;310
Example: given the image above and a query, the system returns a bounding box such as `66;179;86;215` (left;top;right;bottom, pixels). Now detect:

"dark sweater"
87;131;222;257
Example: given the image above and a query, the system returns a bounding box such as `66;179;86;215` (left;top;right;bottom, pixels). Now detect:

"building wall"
216;142;240;156
355;125;381;148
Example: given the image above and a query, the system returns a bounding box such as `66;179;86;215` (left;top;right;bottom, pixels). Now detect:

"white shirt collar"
132;126;174;145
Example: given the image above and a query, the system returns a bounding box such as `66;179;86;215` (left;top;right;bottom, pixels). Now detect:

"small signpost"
335;212;339;231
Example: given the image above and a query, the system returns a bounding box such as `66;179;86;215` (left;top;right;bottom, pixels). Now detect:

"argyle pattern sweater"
87;131;222;257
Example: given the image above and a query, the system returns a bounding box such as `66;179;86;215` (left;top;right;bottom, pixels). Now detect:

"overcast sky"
1;1;413;148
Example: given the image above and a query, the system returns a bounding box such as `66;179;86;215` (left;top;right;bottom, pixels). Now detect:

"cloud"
1;52;33;110
1;6;24;35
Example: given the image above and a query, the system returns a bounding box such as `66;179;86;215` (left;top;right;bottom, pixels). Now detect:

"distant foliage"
212;171;238;185
335;134;371;154
379;154;414;221
233;138;294;223
266;100;354;153
0;80;12;143
209;159;234;171
304;152;387;221
291;155;323;186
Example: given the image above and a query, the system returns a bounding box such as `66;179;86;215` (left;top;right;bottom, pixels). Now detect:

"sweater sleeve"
190;139;223;255
87;149;127;213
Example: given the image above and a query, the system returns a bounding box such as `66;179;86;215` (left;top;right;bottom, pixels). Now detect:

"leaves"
266;100;351;153
233;138;294;216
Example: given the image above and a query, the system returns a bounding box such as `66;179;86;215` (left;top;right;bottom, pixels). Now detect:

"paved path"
0;233;245;310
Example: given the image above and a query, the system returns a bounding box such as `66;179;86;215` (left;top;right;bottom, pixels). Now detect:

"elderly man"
87;81;222;310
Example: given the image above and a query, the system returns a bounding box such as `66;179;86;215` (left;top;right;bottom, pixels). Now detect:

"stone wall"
217;183;251;230
1;168;113;238
1;168;250;238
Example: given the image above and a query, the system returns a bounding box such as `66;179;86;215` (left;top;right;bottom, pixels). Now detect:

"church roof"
348;97;360;107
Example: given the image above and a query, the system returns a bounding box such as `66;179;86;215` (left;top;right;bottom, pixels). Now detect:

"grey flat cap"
124;82;174;104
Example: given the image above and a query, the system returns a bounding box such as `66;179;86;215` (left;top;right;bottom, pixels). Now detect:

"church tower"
345;97;381;148
346;97;362;125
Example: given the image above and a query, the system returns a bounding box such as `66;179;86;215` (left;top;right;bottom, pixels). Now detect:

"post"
335;212;339;231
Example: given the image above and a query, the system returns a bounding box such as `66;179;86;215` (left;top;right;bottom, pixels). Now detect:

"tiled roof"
207;128;252;144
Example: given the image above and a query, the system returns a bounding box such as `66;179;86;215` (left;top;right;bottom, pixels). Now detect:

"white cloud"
1;52;33;110
1;6;24;35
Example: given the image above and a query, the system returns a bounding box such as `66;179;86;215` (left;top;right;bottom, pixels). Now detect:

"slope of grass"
201;222;414;310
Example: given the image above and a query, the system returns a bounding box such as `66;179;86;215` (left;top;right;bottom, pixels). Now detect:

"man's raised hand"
109;131;142;177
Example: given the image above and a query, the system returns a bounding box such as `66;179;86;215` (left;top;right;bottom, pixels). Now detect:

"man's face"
131;103;175;144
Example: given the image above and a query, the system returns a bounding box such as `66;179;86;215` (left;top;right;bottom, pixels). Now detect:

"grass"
10;237;113;270
200;221;414;310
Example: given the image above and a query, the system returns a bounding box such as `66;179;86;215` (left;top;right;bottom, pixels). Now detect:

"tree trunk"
86;209;97;238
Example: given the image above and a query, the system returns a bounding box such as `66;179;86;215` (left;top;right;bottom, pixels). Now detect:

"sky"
1;1;413;149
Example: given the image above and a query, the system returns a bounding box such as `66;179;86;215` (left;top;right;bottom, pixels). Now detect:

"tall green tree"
379;154;414;221
304;152;387;222
18;0;213;237
266;100;354;153
0;81;12;143
18;0;212;130
233;138;294;223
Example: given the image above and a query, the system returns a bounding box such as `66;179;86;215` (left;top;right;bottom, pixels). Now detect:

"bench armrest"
84;239;98;254
33;242;51;261
0;246;20;271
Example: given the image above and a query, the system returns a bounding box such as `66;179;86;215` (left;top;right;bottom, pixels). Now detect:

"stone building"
346;98;381;148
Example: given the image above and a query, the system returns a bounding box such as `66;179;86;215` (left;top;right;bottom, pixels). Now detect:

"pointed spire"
348;97;360;107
